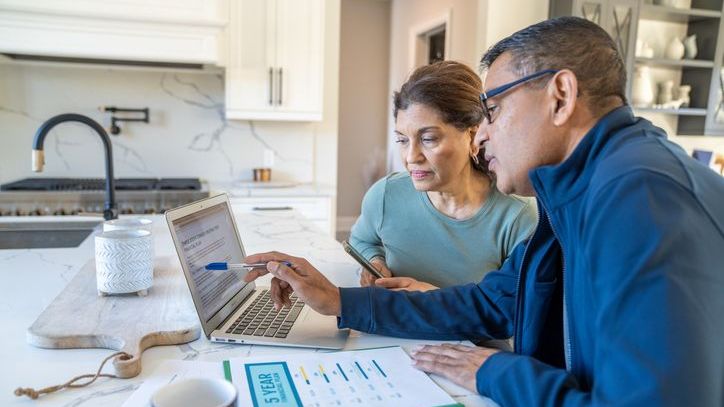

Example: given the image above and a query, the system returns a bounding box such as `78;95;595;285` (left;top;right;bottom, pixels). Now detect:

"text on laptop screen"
172;201;246;322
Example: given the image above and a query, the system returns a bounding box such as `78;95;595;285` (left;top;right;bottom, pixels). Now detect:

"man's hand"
375;276;438;292
410;344;500;393
359;257;393;287
243;252;341;316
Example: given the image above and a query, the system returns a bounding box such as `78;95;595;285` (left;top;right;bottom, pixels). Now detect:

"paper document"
227;346;461;407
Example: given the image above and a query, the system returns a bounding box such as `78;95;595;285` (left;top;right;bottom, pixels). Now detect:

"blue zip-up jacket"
338;106;724;406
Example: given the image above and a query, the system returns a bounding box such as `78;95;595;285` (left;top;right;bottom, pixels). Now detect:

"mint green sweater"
349;172;537;288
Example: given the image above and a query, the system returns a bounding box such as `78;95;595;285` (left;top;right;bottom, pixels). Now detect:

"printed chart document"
227;346;461;407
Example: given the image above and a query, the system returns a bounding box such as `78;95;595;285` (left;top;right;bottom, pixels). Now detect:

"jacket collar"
529;105;642;211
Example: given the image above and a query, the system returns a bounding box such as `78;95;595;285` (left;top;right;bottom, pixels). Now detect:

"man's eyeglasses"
480;69;559;124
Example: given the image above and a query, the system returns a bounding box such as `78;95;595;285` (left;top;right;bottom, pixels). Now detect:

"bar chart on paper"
227;346;462;407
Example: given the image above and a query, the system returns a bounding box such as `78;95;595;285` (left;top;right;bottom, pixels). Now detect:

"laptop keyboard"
225;290;305;338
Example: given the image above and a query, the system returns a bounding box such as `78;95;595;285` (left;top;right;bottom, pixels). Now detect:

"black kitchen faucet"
31;114;118;220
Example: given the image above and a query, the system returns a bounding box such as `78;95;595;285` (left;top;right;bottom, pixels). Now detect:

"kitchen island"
0;210;495;406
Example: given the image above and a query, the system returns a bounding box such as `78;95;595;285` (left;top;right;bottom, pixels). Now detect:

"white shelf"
635;57;715;68
640;4;722;23
635;107;707;116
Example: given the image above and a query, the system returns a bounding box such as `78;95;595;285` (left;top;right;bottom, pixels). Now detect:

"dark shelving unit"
551;0;724;136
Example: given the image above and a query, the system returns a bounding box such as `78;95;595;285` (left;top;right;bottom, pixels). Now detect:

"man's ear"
548;69;578;126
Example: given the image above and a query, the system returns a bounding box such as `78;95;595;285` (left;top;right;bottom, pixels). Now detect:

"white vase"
666;37;685;60
684;34;698;59
632;66;656;108
658;80;675;104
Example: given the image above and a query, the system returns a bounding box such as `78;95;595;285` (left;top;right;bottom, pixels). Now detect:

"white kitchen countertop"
0;212;495;407
208;181;335;198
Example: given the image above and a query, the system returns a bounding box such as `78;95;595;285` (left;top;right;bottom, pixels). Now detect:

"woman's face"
395;103;478;192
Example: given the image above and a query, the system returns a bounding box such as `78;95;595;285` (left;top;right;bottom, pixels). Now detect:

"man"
244;17;724;405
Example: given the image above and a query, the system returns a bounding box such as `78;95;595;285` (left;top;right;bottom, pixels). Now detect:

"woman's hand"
359;257;393;287
375;276;438;292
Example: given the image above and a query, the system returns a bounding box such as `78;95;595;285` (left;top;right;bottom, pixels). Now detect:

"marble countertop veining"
0;212;494;407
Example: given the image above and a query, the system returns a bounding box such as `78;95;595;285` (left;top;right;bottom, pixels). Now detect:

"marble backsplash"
0;63;317;185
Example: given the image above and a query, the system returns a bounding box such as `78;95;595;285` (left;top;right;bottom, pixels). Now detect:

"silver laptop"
165;193;348;349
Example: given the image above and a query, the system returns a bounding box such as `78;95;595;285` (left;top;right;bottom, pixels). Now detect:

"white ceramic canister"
103;218;153;233
104;217;154;258
95;229;154;295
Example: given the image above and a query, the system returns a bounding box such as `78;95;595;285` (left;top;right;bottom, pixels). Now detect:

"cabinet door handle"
268;67;274;106
253;206;293;211
277;67;283;105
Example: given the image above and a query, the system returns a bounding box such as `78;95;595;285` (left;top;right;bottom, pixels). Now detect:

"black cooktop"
0;178;202;191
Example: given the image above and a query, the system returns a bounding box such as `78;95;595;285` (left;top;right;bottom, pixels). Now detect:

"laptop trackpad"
290;307;348;348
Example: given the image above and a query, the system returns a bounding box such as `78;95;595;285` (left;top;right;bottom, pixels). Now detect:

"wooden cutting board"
27;256;201;378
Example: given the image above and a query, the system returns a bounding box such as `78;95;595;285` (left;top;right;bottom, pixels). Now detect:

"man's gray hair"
480;16;627;112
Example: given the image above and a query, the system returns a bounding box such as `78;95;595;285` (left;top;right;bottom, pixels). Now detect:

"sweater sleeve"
475;171;724;406
349;176;387;261
337;241;524;340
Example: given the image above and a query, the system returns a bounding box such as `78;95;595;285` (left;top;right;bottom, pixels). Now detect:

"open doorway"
409;10;451;69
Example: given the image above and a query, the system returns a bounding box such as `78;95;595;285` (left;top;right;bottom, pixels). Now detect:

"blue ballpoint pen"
205;261;292;271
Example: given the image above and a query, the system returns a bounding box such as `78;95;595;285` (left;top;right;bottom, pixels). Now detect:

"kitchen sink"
0;220;102;249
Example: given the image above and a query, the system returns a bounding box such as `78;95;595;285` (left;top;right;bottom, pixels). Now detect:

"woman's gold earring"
471;154;480;166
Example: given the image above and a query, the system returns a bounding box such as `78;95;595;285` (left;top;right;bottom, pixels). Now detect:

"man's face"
475;53;558;196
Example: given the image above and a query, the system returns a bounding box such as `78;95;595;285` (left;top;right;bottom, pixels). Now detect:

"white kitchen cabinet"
225;0;325;121
230;196;333;236
0;0;226;65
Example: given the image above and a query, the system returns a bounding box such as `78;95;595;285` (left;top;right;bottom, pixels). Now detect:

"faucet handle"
32;149;44;172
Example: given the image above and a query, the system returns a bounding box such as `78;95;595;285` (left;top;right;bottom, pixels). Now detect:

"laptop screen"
171;200;246;323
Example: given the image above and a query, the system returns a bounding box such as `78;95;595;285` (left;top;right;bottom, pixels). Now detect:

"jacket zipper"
513;204;546;352
540;203;573;372
513;235;531;352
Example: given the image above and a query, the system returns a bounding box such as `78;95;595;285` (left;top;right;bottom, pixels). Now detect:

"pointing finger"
270;278;285;310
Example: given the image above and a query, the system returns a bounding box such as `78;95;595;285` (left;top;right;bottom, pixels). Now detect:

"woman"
350;60;537;290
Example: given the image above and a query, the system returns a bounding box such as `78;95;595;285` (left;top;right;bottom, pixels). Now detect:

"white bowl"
151;378;237;407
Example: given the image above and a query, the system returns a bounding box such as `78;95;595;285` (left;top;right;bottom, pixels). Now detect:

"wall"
315;0;341;193
386;0;480;171
0;2;342;199
479;0;549;50
0;64;316;184
337;0;390;230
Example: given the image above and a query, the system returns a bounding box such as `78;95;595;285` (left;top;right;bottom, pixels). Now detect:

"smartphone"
342;240;385;279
